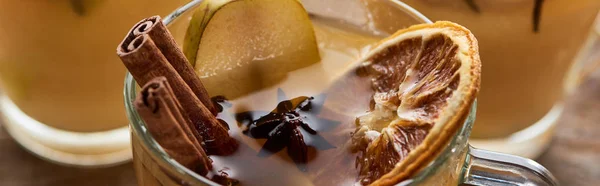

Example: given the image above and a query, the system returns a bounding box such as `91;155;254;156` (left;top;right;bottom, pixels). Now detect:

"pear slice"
183;0;321;99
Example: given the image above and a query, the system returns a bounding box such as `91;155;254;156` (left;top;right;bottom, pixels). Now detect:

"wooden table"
1;75;599;186
537;71;600;185
0;127;136;185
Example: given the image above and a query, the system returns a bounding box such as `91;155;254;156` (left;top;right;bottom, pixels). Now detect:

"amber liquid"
0;0;188;132
204;19;381;186
400;0;600;138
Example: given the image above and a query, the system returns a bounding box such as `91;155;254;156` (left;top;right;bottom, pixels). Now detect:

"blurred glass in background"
400;0;600;158
0;0;189;166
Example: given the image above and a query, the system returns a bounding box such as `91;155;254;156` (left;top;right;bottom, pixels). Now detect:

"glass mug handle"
462;145;559;186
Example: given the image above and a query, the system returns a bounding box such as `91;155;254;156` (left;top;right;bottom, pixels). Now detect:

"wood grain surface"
537;71;600;186
0;125;136;185
1;74;599;186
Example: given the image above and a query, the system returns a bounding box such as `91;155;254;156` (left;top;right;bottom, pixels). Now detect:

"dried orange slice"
349;21;481;185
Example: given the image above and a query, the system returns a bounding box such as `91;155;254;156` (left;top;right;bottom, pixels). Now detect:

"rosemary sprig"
464;0;480;13
70;0;85;16
533;0;545;33
463;0;545;33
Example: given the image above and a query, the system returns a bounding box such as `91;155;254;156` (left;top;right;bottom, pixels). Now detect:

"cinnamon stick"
118;34;237;155
128;15;218;115
134;77;211;175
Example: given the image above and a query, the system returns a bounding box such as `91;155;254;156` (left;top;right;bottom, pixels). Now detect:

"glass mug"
400;0;600;158
0;0;189;166
125;0;558;185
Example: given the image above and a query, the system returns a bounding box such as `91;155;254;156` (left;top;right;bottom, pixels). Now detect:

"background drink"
0;0;189;166
401;0;600;157
0;0;189;132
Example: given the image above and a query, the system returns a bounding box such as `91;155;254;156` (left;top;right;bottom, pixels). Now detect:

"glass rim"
123;0;473;185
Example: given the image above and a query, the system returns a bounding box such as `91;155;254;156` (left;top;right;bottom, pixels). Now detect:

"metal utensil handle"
463;145;559;186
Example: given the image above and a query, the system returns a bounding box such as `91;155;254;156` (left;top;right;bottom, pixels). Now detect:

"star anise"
236;89;340;171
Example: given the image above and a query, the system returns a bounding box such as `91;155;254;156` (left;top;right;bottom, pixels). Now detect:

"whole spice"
129;15;218;115
236;89;339;171
117;16;237;155
134;77;212;175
